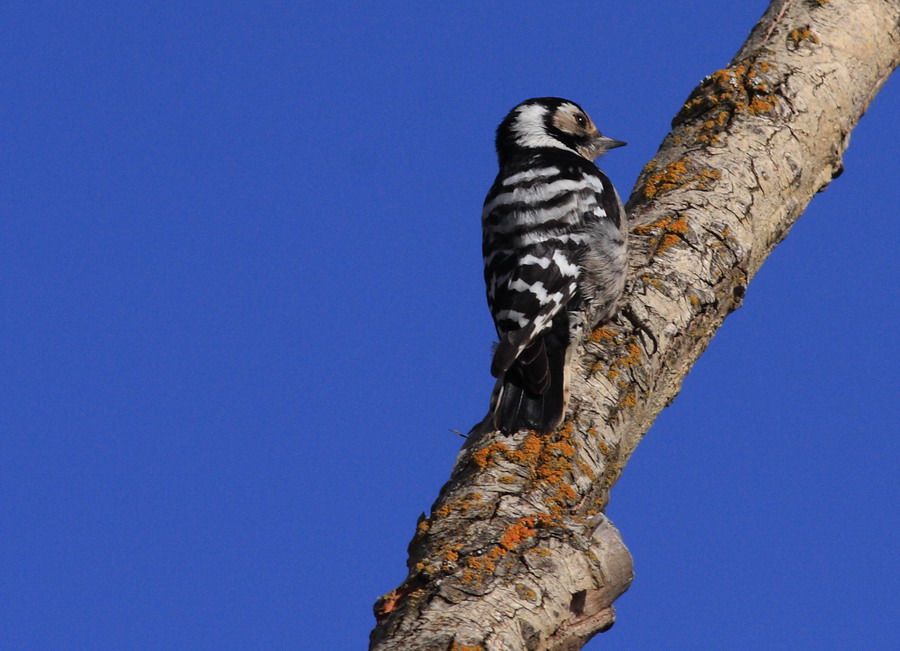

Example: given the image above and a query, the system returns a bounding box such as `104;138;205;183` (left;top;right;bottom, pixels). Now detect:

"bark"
370;1;899;649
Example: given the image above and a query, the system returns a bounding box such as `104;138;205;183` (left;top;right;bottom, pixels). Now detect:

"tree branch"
370;1;900;648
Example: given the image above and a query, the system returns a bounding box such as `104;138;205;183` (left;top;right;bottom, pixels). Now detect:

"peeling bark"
370;1;900;649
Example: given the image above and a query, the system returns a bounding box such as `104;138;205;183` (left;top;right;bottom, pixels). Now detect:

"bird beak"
581;133;626;160
595;135;627;151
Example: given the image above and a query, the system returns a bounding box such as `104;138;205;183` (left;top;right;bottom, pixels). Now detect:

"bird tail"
489;312;572;435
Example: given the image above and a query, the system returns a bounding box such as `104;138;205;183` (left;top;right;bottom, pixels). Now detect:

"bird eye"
575;114;587;128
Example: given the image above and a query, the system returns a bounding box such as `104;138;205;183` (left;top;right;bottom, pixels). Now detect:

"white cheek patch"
512;104;577;154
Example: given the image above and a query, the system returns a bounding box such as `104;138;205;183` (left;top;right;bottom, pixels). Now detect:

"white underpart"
552;249;580;277
512;104;578;154
501;167;561;186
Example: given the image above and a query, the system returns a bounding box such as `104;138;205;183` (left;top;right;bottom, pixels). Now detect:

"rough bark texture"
370;1;899;649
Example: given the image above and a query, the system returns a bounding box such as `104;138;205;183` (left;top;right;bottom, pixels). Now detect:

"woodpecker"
482;97;627;434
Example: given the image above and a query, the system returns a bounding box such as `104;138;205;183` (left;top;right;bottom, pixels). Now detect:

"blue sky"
2;2;897;649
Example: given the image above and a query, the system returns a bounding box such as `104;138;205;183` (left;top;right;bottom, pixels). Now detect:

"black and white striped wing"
482;166;600;379
486;239;582;379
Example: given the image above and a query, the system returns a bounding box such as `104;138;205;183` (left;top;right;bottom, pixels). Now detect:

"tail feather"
508;338;550;396
491;360;566;435
490;311;570;435
492;381;526;434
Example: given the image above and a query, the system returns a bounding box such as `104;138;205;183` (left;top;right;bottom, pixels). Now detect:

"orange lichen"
499;517;537;550
635;214;694;257
559;483;577;500
505;433;542;467
416;519;430;535
600;461;626;492
668;215;689;233
472;441;508;471
450;644;485;651
515;584;538;600
454;507;563;583
374;575;428;620
634;216;673;235
590;326;616;342
748;96;777;114
789;27;819;44
378;589;402;615
433;493;483;519
698;169;721;185
448;424;601;585
643;159;689;198
618;343;642;367
677;58;777;145
656;233;682;255
575;458;596;479
496;426;582;522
